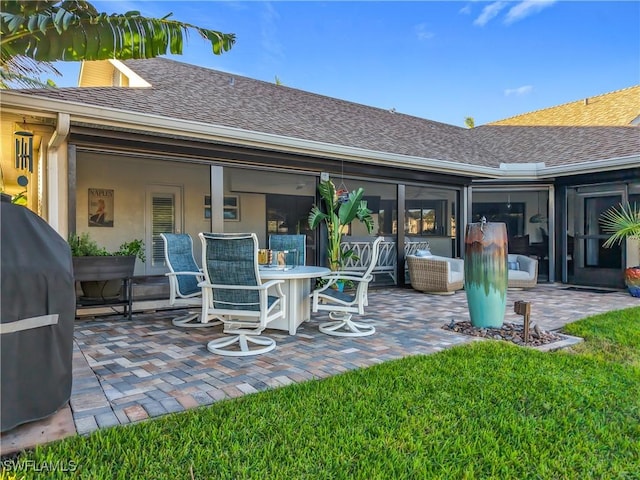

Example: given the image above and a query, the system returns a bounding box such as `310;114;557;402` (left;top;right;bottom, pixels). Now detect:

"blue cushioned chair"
199;232;286;356
161;233;219;328
269;234;306;267
311;237;382;337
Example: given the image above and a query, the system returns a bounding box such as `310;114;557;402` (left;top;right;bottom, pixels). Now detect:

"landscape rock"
443;320;564;347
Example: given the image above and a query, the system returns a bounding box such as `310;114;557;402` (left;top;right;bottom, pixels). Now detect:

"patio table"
259;266;331;334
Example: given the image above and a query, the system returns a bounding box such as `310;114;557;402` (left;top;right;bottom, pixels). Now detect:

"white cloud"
261;2;283;60
472;0;557;27
505;0;557;25
415;23;435;41
473;1;508;27
504;85;534;96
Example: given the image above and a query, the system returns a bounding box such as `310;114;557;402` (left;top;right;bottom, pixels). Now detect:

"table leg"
267;278;312;335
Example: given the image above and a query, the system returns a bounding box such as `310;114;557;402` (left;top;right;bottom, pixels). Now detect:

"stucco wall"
76;154;211;274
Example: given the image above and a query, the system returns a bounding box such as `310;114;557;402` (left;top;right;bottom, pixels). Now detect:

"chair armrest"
516;255;537;276
448;258;464;273
198;279;284;290
166;271;204;278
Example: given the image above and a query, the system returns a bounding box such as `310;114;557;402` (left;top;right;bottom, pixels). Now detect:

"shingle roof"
469;125;640;167
488;85;640;126
12;58;640;170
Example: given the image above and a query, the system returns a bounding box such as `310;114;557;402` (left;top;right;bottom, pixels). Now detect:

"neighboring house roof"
6;58;640;175
488;85;640;126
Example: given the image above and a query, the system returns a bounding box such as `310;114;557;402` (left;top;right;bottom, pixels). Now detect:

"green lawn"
5;306;640;479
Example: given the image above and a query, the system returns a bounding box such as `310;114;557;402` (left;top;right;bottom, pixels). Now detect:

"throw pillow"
415;249;432;257
508;261;520;271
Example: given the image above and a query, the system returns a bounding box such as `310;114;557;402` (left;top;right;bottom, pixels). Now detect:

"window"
472;202;525;238
224;195;239;221
405;200;447;235
151;195;175;267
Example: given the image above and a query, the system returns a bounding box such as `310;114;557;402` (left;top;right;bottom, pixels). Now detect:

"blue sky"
53;1;639;127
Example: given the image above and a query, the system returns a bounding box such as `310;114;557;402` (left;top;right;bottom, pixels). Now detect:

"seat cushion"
508;269;532;281
321;288;356;303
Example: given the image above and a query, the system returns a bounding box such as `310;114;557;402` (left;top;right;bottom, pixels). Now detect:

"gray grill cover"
1;200;75;432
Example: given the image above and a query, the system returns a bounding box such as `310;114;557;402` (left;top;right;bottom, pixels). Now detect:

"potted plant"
308;179;374;274
69;233;145;299
600;201;640;297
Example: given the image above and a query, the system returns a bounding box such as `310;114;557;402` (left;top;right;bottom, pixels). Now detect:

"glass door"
572;190;624;287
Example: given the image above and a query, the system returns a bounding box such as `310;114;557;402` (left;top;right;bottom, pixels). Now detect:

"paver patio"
1;284;638;455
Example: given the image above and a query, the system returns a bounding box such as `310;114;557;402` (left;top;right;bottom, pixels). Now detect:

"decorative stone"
442;321;564;347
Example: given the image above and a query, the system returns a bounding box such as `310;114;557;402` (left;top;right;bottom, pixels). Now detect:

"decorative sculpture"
464;218;508;328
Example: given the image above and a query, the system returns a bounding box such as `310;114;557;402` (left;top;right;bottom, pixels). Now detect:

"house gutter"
47;112;70;149
44;112;70;235
2;92;638;180
534;155;640;178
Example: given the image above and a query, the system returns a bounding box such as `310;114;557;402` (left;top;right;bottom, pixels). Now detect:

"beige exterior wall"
222;193;267;248
74;153;273;274
78;62;118;87
76;153;211;274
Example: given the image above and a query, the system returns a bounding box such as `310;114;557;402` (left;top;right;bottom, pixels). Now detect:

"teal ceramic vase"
464;220;508;328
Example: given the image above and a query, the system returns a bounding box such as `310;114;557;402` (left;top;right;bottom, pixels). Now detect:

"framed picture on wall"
88;188;114;227
224;195;239;221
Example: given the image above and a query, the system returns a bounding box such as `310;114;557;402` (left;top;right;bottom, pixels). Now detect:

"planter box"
72;256;136;299
72;256;136;282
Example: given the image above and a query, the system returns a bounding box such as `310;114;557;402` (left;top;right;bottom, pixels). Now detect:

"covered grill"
1;198;75;432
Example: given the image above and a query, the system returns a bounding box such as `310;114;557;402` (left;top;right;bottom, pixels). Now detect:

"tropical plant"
600;201;640;297
308;179;374;271
600;201;640;258
0;0;236;88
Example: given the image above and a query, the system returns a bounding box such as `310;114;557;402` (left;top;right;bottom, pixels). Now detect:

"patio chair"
311;236;382;337
198;232;286;356
507;254;538;289
161;233;219;328
406;254;464;295
269;234;306;266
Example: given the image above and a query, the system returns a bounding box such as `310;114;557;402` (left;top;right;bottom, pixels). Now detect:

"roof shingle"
12;58;640;170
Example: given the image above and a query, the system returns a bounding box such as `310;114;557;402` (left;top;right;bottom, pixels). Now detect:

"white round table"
259;266;331;334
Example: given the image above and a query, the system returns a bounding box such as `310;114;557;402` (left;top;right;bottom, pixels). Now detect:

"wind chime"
14;118;34;173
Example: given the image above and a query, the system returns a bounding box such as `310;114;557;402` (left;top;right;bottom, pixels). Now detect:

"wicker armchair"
407;255;464;295
507;254;538;289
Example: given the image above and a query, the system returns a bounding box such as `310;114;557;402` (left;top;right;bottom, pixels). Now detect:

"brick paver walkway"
69;284;638;435
3;283;637;455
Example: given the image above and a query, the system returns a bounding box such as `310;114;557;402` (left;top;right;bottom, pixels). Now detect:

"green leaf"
27;13;38;32
53;6;66;34
38;12;51;35
600;202;640;248
1;1;236;75
337;187;365;225
6;12;24;32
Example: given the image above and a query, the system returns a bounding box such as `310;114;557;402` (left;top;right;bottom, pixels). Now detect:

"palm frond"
1;1;235;67
0;54;58;88
600;202;640;248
